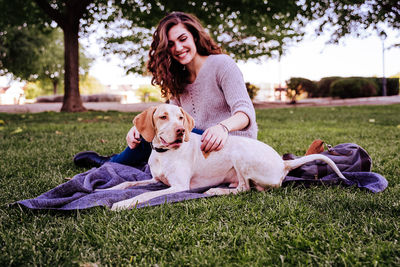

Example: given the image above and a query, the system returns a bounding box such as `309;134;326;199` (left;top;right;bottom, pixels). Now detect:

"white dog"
103;104;346;210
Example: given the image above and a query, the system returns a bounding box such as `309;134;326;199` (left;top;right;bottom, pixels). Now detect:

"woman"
74;11;257;168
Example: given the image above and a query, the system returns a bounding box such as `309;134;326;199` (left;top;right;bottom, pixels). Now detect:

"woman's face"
167;23;197;65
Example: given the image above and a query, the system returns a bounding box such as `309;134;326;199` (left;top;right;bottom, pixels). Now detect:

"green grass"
1;105;400;266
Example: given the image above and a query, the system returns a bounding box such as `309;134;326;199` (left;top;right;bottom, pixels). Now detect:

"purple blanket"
15;162;388;210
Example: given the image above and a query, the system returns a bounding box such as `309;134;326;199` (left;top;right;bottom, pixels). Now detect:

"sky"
238;30;400;86
1;26;399;88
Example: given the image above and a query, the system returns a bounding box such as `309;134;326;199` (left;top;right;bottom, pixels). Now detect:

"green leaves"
302;0;400;43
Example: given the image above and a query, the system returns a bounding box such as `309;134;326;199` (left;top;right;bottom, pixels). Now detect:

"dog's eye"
179;116;184;120
159;116;167;120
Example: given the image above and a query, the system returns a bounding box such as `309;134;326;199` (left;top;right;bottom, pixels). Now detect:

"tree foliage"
286;77;317;103
97;0;311;73
136;84;162;102
245;82;260;101
79;74;106;95
301;0;400;46
0;25;52;80
0;27;92;95
97;0;400;73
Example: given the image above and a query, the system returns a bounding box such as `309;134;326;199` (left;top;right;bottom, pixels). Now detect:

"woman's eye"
160;116;167;120
180;37;187;42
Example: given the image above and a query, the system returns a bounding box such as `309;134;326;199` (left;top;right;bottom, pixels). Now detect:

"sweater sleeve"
217;55;256;131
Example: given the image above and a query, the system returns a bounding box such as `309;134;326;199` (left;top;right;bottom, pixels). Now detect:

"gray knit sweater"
170;54;257;139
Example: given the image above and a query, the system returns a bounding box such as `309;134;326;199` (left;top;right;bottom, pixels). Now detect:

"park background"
1;1;400;266
0;1;399;107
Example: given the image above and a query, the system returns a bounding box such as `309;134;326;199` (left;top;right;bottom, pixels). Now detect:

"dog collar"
150;142;169;153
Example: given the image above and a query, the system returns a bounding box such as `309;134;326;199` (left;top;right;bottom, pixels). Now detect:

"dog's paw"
111;201;130;211
204;188;222;195
96;182;137;192
111;199;138;211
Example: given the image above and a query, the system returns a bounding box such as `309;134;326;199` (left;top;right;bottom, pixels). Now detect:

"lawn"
1;104;400;266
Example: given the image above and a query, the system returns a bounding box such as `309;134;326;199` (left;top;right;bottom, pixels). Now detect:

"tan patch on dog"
156;175;170;186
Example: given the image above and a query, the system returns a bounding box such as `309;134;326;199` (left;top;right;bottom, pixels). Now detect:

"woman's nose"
175;42;183;51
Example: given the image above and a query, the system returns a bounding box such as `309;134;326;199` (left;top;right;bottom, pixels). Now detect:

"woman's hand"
200;124;229;153
126;126;141;149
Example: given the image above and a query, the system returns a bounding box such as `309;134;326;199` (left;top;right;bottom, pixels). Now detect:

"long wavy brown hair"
147;12;222;98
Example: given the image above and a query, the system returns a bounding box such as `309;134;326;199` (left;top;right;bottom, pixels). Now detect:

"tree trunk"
61;24;86;112
34;0;91;112
52;79;58;95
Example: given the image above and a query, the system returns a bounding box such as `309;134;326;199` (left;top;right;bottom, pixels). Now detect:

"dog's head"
133;104;195;149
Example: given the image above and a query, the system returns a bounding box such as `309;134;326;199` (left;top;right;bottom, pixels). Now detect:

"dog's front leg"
205;173;250;196
95;178;158;191
205;187;247;196
111;186;187;211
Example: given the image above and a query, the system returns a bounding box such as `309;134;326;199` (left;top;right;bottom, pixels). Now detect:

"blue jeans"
109;128;204;167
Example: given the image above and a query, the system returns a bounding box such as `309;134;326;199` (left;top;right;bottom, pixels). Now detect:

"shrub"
316;77;342;97
245;82;260;100
36;94;124;102
286;77;317;102
330;77;378;98
136;85;162;102
371;78;399;96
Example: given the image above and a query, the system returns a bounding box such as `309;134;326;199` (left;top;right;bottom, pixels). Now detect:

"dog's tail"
283;154;346;179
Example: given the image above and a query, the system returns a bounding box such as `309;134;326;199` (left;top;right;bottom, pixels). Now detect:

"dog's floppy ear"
133;106;157;142
180;107;195;142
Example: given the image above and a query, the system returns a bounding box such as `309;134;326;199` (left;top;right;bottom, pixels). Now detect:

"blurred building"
106;84;141;104
253;82;288;101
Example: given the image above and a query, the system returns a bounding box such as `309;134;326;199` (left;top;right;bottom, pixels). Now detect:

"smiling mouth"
160;137;183;148
176;51;188;58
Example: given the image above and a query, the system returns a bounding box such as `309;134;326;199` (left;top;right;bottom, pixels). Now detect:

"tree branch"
73;0;94;19
33;0;65;28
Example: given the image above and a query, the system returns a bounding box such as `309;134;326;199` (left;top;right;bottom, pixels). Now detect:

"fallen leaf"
397;125;400;129
79;262;99;267
77;117;83;121
55;131;62;135
0;119;5;125
369;119;375;123
11;127;23;134
99;139;108;143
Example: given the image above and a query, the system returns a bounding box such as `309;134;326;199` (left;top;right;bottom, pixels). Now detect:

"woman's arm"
200;111;249;152
200;56;256;153
219;111;249;132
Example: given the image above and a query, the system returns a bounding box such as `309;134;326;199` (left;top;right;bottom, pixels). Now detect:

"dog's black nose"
176;127;185;135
